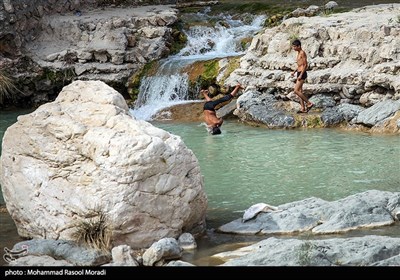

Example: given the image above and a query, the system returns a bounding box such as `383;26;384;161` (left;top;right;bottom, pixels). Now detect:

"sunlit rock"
0;80;207;249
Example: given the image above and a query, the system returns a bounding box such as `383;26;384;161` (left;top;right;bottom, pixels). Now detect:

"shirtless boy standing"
291;39;314;113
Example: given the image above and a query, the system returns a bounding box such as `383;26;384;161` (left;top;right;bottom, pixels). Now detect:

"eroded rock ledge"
1;3;180;106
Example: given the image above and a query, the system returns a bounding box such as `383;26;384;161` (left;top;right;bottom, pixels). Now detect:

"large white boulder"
0;80;207;248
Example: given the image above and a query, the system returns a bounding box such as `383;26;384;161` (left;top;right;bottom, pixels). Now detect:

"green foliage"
193;74;216;94
287;21;303;45
195;60;219;92
387;15;400;25
203;60;219;80
72;208;111;252
240;37;253;50
181;59;219;98
297;240;342;266
330;7;352;14
266;13;285;27
96;0;170;7
43;68;76;87
293;113;323;128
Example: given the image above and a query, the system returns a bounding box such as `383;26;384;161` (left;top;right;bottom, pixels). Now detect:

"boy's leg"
208;94;233;108
294;80;308;111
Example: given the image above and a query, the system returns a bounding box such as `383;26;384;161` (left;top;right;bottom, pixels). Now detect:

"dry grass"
0;205;9;213
72;209;111;253
0;71;18;105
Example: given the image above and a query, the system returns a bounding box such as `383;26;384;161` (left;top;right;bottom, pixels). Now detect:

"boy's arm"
230;84;244;96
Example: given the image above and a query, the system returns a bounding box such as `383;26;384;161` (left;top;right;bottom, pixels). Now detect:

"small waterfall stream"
130;12;266;120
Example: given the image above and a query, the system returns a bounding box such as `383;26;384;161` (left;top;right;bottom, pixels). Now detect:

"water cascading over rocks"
0;80;208;249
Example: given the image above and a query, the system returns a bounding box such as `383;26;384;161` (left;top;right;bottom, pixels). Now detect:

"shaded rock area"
0;80;207;249
6;233;197;267
7;239;110;266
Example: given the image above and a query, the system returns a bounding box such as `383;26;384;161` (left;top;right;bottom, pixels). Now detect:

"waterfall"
132;72;190;121
130;12;266;121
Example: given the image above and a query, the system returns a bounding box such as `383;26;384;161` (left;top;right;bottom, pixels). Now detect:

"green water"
1;112;399;266
152;120;400;228
2;112;399;224
152;120;399;265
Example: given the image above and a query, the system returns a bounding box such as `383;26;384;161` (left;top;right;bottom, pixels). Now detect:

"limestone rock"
178;233;197;250
110;245;139;266
220;235;400;266
0;80;207;249
242;203;280;222
142;238;183;266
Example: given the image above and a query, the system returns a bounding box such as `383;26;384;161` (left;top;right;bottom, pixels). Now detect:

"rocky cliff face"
0;0;177;54
0;1;180;107
221;4;400;133
227;4;400;105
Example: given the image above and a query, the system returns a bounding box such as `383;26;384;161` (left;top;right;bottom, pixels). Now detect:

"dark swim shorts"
296;71;307;80
203;101;216;111
203;94;234;112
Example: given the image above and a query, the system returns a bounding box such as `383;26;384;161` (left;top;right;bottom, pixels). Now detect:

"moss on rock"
294;113;324;128
127;61;159;102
